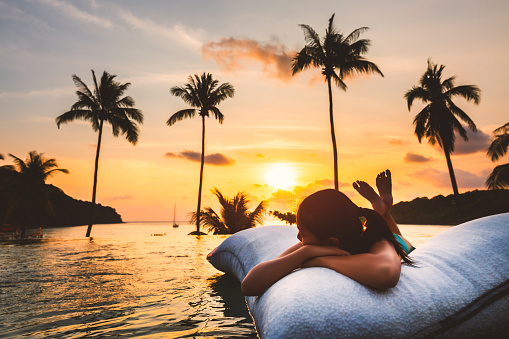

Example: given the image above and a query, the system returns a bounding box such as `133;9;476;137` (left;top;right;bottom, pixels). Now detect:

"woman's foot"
353;180;386;216
376;170;393;210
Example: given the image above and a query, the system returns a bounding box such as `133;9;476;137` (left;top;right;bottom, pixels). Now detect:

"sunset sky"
1;0;508;222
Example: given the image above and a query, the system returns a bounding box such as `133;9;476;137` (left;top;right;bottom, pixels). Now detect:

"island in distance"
3;184;122;227
391;189;509;225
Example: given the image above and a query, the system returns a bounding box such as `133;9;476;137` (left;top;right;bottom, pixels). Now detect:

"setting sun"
265;163;297;189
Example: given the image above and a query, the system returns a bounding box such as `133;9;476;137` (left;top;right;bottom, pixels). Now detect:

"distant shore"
391;189;509;225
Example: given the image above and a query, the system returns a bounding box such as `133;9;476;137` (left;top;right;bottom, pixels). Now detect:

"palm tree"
291;14;383;190
190;188;266;234
0;151;68;236
167;73;234;235
405;59;480;218
486;123;509;189
56;70;143;237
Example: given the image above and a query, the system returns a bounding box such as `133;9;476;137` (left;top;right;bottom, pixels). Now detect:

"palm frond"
412;105;431;143
56;109;93;128
249;200;267;228
344;26;370;44
209;107;224;124
493;123;509;134
486;163;509;189
166;109;196;126
446;85;481;105
8;153;28;173
487;133;509;161
405;87;430;110
446;99;477;132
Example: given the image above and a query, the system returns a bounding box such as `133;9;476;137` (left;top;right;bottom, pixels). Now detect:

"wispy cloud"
39;0;112;28
413;167;486;189
165;150;235;166
453;129;491;155
202;37;294;81
117;9;201;48
106;194;134;201
0;86;73;99
404;152;433;163
0;1;51;29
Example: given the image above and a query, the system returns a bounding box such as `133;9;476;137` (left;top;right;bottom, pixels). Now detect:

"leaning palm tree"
56;70;143;237
405;59;480;218
486;123;509;189
191;188;266;234
167;73;234;235
292;14;383;190
0;151;68;236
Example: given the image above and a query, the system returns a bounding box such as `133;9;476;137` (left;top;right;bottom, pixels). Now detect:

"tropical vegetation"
486;122;509;189
56;70;143;237
168;73;235;235
190;188;266;234
405;59;480;220
0;151;68;236
291;14;383;190
270;210;296;225
390;189;509;225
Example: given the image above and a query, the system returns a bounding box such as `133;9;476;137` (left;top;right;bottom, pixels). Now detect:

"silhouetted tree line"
390;190;509;225
270;210;296;225
1;184;122;227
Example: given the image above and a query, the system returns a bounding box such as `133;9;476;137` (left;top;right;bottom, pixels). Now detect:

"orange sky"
1;1;508;222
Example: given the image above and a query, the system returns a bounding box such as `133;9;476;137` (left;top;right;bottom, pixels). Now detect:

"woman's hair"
296;189;412;264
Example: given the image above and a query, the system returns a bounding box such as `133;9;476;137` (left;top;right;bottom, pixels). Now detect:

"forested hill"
391;189;509;225
4;184;123;227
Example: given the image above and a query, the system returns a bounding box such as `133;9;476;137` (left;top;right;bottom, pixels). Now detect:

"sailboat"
172;204;179;228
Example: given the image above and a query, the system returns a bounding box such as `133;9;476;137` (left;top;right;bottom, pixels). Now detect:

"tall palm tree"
405;59;480;217
190;188;266;234
291;14;383;190
0;151;68;236
56;70;143;237
167;73;234;235
486;122;509;189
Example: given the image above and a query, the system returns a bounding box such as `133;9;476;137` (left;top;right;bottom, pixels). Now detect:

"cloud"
202;37;294;80
106;195;134;201
404;152;433;163
40;0;112;28
117;8;201;48
0;2;51;29
413;167;485;189
165;150;235;166
453;129;491;155
268;179;335;211
389;138;404;145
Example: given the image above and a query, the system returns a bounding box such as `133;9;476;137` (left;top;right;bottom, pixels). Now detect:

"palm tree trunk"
196;115;206;233
444;150;463;223
327;77;339;190
86;119;104;237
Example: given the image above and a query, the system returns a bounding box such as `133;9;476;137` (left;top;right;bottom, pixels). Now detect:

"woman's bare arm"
241;245;349;296
301;239;401;289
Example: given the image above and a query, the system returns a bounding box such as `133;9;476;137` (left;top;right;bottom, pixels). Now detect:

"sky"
1;0;508;222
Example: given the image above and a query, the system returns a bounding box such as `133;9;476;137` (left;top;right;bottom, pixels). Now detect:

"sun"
265;163;297;189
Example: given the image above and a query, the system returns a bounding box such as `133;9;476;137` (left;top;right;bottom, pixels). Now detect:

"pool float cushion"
207;213;509;338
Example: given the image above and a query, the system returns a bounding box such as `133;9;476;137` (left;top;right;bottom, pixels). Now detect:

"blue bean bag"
207;213;509;338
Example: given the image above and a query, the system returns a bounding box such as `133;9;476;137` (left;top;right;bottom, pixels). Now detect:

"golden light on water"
265;163;297;189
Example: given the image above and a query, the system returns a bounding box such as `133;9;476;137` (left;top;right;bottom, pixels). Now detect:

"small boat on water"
172;204;179;228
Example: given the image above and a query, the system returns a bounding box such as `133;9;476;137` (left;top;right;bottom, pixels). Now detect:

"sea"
0;222;451;338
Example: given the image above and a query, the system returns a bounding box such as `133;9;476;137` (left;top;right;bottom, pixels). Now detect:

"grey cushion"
207;213;509;338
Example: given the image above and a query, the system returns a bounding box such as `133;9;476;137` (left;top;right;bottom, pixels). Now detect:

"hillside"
3;184;123;227
391;189;509;225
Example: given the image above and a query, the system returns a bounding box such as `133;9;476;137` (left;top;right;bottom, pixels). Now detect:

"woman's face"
296;223;325;246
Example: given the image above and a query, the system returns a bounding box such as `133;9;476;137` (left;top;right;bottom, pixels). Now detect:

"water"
0;222;450;338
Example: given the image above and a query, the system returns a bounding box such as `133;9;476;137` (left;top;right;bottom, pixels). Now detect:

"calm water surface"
0;222;450;338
